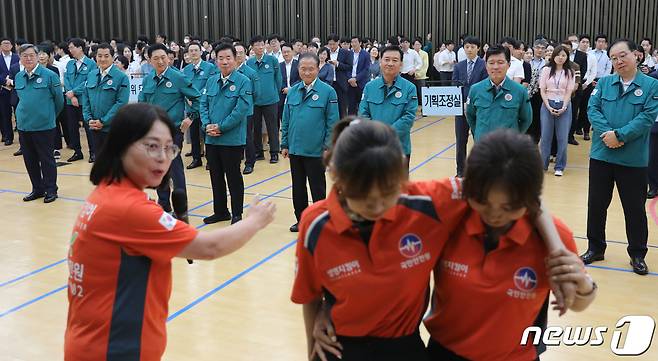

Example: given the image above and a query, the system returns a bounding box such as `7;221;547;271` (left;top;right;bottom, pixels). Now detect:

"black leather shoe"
648;189;658;199
580;250;605;265
88;154;95;163
231;215;242;225
289;223;299;232
270;154;279;164
13;149;22;156
575;130;583;135
243;165;254;174
583;134;591;141
630;257;649;275
184;151;193;157
44;193;58;203
4;140;12;146
186;159;202;169
23;192;45;202
67;153;83;162
568;138;579;146
255;154;265;161
203;213;231;224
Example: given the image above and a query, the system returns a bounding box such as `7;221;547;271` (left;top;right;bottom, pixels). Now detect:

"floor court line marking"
0;118;448;288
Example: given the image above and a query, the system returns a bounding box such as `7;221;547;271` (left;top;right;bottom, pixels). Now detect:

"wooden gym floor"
0;116;656;360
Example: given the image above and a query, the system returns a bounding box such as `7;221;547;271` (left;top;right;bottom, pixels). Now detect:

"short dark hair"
578;34;591;42
298;52;320;67
147;43;168;57
37;43;54;55
96;43;114;57
115;55;129;69
325;118;407;199
327;33;339;43
90;104;175;187
399;37;410;44
380;45;404;61
267;34;283;43
463;36;481;47
609;38;638;53
187;41;202;51
0;37;14;45
499;36;519;49
281;43;293;51
339;37;350;44
291;38;303;45
463;129;543;219
594;33;608;42
156;33;167;40
307;42;318;49
486;45;511;62
68;37;86;50
137;35;149;43
413;37;423;46
351;35;362;43
58;41;70;55
214;42;236;57
318;47;331;60
250;35;265;45
15;38;27;46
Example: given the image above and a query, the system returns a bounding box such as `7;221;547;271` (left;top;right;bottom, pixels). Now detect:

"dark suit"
279;60;300;121
452;57;488;176
570;50;589;140
346;49;371;115
0;52;20;143
333;48;353;118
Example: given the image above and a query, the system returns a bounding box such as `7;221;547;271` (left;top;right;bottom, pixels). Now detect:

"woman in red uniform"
64;103;275;361
424;130;595;361
292;119;581;361
312;129;596;361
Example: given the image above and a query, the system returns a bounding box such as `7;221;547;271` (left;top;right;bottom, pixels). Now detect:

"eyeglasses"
142;142;180;160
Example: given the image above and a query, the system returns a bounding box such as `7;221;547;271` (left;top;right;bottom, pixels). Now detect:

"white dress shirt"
583;51;597;87
351;49;363;78
3;52;12;71
330;50;339;81
507;57;525;81
284;60;293;87
590;49;612;79
457;47;467;62
435;49;456;72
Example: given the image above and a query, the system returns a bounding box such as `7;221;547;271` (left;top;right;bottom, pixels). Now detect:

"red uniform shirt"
424;209;578;361
64;179;198;361
291;178;468;338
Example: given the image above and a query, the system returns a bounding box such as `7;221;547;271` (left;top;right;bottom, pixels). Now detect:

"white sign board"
421;86;463;116
129;74;144;103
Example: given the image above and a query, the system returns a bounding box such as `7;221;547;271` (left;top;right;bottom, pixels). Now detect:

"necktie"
467;60;474;83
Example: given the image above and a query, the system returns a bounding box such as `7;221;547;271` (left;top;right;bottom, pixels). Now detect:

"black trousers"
568;87;583;140
157;131;186;208
439;72;453;82
90;130;107;156
244;115;256;167
19;129;58;195
577;84;594;135
587;159;648;258
289;155;326;221
189;115;204;162
454;115;470;176
66;104;95;156
206;144;245;216
427;338;540;361
649;130;658;191
347;85;363;116
333;83;348;119
319;333;428;361
53;108;69;150
528;93;543;144
415;79;426;106
0;94;13;142
252;103;279;156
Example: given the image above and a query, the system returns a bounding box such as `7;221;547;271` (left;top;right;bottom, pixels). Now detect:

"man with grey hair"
527;38;548;143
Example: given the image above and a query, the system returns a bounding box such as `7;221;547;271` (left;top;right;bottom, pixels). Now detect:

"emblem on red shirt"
513;267;538;292
399;234;423;258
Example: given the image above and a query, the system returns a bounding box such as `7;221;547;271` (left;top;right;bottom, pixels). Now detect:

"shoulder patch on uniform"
303;210;330;255
411;95;418;100
397;195;439;221
330;99;338;103
158;211;177;231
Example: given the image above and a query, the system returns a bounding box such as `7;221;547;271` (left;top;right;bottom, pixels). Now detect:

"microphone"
172;189;193;264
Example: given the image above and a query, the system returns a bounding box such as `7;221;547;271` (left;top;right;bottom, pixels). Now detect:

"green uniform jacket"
81;65;130;133
182;60;218;117
138;67;200;128
64;56;97;106
14;65;64;131
587;73;658;167
236;63;258;116
466;76;532;142
200;70;252;146
281;79;339;157
359;74;417;155
246;54;281;106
